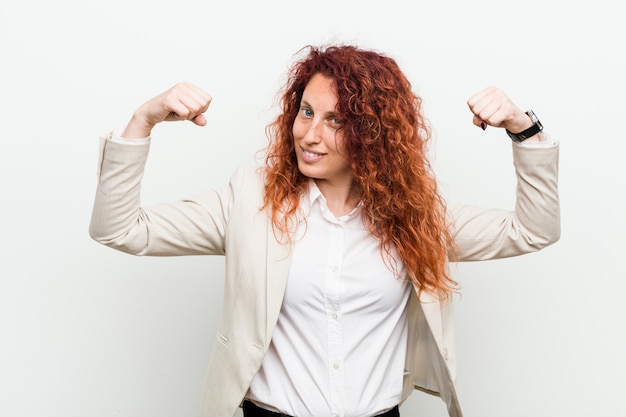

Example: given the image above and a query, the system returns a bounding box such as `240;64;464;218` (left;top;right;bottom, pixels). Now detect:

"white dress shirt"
246;181;412;417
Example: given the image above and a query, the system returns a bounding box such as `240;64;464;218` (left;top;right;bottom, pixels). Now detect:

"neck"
314;179;359;217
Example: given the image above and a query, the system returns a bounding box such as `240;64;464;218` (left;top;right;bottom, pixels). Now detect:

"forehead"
302;73;338;105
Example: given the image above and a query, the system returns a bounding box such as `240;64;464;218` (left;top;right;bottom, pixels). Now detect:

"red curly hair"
262;44;457;297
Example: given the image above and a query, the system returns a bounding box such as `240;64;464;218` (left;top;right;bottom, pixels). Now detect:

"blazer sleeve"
89;132;239;257
447;141;560;261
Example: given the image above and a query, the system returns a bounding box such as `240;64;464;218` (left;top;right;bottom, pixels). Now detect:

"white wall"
1;0;624;416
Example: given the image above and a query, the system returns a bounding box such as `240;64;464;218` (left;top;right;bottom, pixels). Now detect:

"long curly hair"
262;44;457;297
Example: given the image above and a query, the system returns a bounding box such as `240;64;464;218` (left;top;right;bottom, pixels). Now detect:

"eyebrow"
300;99;338;118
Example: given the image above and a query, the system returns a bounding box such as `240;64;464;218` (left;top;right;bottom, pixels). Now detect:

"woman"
89;44;560;417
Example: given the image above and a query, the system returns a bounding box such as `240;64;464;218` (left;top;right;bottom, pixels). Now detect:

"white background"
1;0;625;416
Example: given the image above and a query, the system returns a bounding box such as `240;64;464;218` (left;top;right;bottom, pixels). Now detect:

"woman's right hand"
121;82;212;139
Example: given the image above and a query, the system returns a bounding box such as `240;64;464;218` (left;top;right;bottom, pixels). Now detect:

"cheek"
332;133;348;155
292;120;304;141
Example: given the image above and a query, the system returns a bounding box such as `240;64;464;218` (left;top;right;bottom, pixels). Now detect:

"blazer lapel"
264;219;294;341
416;288;444;346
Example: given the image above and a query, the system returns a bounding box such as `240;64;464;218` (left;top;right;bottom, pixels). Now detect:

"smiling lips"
300;147;326;163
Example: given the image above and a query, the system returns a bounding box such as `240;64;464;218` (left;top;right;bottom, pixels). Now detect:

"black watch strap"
506;110;543;142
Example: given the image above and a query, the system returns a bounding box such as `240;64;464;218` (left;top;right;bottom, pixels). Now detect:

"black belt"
242;400;400;417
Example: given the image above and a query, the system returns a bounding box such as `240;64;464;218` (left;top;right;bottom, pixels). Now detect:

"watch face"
526;110;539;124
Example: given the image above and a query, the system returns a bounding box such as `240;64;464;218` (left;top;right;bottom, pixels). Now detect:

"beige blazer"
90;134;560;417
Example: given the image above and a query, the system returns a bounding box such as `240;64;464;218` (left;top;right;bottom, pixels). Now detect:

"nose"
303;119;322;145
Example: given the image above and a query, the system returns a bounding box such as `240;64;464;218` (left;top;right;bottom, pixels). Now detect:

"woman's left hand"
467;86;533;134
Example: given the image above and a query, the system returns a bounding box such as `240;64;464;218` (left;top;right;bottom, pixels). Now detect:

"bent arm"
89;133;231;256
448;141;560;261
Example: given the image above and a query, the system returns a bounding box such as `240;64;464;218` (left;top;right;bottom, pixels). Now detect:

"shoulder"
230;164;265;186
226;164;266;204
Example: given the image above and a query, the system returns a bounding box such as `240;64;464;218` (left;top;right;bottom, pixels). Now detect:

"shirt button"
331;313;338;320
333;363;340;369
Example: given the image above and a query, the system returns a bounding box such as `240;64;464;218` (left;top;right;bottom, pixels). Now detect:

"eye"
329;116;343;127
301;108;313;118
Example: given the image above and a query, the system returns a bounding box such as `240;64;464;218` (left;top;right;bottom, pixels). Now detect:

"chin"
297;165;322;180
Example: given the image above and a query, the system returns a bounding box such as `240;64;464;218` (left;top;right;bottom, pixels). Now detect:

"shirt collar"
300;179;363;223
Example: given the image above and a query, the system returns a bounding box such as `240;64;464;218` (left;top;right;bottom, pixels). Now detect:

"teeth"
304;150;321;158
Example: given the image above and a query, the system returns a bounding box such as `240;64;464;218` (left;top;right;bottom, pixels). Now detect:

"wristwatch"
506;110;543;142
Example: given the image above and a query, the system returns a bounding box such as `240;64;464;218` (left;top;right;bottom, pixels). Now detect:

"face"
292;73;352;189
